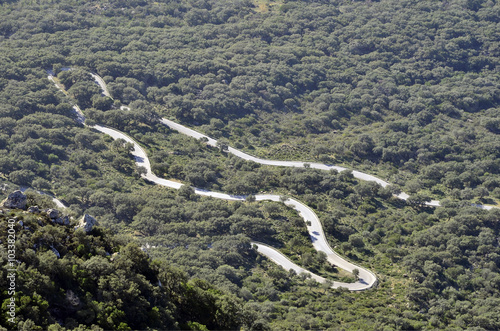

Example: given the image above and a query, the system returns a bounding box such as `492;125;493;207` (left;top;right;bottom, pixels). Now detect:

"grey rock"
66;290;80;306
46;209;59;219
2;190;27;209
28;206;40;213
51;246;61;258
55;216;70;225
75;214;98;233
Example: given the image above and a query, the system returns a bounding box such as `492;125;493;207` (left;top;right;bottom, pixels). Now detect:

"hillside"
2;0;500;202
1;0;500;329
0;203;241;330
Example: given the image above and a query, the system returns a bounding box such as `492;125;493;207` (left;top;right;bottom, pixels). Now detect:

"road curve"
47;69;500;292
161;119;445;207
60;70;499;210
255;195;377;290
160;120;500;211
19;187;67;209
89;73;112;98
87;72;498;284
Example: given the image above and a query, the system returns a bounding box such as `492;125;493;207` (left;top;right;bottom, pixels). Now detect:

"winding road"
19;187;67;209
93;122;377;289
46;69;498;292
160;120;498;212
61;68;500;291
161;118;442;206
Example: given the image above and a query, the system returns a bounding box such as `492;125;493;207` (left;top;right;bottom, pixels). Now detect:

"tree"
280;195;289;203
354;181;380;200
136;166;148;177
321;279;333;293
316;251;327;265
349;234;365;249
67;81;101;109
349;135;375;158
92;95;113;111
9;169;35;185
406;194;431;207
352;268;360;280
216;139;229;153
302;253;313;266
32;178;51;190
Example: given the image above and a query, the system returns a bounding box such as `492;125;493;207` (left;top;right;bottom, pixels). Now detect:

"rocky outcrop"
28;205;40;213
46;208;59;219
55;216;70;225
66;290;80;307
50;246;61;258
41;208;70;226
75;214;98;233
1;190;27;209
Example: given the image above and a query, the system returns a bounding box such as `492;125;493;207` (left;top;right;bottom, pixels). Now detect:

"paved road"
52;70;378;290
87;73;400;203
254;196;377;290
47;74;86;124
160;119;444;206
89;73;112;98
19;187;67;209
48;70;500;292
65;70;496;212
159;120;497;211
89;72;499;287
83;87;377;289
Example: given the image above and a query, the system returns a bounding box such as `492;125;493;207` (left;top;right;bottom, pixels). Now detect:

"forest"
1;0;500;329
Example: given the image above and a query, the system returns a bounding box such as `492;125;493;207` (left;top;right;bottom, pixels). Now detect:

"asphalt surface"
19;187;67;209
160;119;444;207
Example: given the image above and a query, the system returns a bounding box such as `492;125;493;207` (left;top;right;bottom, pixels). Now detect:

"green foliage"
0;210;242;330
1;0;500;329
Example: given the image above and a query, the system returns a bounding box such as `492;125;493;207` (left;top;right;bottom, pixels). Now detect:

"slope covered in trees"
1;0;500;329
0;206;243;330
2;0;499;202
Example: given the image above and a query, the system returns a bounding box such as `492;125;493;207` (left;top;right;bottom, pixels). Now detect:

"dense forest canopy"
0;207;245;330
1;0;500;202
1;0;500;329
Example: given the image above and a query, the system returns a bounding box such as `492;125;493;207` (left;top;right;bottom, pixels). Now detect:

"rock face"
2;190;27;209
50;246;61;258
43;208;70;225
46;209;59;219
76;214;98;233
28;205;40;213
66;290;80;307
55;216;70;225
